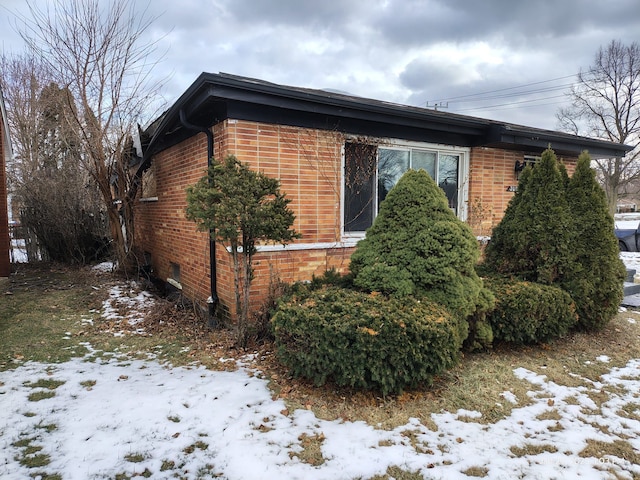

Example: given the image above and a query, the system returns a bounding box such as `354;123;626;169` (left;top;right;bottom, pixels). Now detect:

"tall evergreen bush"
484;148;575;284
564;152;625;330
484;148;625;332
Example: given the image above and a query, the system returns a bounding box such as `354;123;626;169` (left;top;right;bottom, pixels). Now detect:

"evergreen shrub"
484;148;625;331
484;148;575;284
464;286;496;351
564;152;625;330
271;286;463;395
349;169;493;330
485;277;577;344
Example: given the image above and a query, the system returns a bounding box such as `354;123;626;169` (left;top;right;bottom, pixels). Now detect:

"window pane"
378;148;410;205
412;150;436;178
438;154;459;212
344;143;376;232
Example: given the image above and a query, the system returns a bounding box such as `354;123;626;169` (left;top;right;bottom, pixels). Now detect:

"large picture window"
344;142;464;234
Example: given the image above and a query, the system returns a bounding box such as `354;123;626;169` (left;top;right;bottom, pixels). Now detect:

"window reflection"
438;154;459;211
344;144;461;233
378;149;409;205
412;150;436;178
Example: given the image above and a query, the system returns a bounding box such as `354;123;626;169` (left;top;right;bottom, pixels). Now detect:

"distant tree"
0;53;49;260
564;151;626;330
557;40;640;214
21;83;108;263
17;0;164;270
186;155;300;346
0;54;48;185
0;54;107;263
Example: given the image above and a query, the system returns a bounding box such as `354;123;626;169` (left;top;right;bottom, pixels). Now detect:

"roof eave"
141;72;634;165
487;124;633;158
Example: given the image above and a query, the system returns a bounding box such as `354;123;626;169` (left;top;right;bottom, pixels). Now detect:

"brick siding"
136;119;578;319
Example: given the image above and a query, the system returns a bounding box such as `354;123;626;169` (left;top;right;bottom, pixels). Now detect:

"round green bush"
485;277;577;344
271;286;464;395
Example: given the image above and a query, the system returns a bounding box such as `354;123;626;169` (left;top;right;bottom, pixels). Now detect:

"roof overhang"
140;73;634;170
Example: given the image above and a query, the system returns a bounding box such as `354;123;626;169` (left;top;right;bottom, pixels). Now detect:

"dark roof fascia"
141;73;494;162
141;72;633;169
207;73;489;134
486;123;633;158
140;74;215;163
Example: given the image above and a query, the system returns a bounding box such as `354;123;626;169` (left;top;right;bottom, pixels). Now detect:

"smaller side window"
170;262;181;283
168;262;182;290
141;164;157;200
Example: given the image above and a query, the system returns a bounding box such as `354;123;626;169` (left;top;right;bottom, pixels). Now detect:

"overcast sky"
1;0;639;131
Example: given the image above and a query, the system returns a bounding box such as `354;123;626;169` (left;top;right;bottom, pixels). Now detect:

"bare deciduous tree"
18;0;164;270
0;53;50;261
0;53;109;263
557;40;640;214
0;53;49;182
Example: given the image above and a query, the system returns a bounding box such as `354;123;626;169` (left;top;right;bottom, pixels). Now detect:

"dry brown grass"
461;465;489;477
579;438;640;465
290;433;326;466
510;443;558;457
364;466;425;480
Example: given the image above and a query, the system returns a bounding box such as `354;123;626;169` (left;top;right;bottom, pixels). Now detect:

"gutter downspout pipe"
179;108;219;327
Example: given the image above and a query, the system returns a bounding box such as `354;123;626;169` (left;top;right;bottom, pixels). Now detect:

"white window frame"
341;138;469;242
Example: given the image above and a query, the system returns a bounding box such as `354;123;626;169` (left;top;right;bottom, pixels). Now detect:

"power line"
451;82;574;103
420;75;579;116
423;64;625;111
426;73;579;104
454;97;568;114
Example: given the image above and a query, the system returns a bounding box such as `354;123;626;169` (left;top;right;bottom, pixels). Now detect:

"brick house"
0;87;12;281
134;73;630;322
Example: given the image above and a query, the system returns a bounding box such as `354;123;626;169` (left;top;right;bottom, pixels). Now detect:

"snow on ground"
92;261;116;273
1;257;640;479
621;252;640;271
9;238;27;263
1;351;640;479
100;281;155;334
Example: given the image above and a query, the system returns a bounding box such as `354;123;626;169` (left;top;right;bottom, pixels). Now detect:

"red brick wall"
135;134;212;303
0;106;10;278
136;121;579;319
136;120;351;318
213;120;349;316
216;121;344;244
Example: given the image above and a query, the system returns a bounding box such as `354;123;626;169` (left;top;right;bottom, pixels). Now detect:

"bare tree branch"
557;40;640;214
16;0;166;270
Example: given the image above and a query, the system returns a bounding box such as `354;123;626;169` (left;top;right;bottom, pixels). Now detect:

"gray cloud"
2;0;639;130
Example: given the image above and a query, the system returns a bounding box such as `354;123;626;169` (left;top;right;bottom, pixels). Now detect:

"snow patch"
2;355;640;479
500;391;518;404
